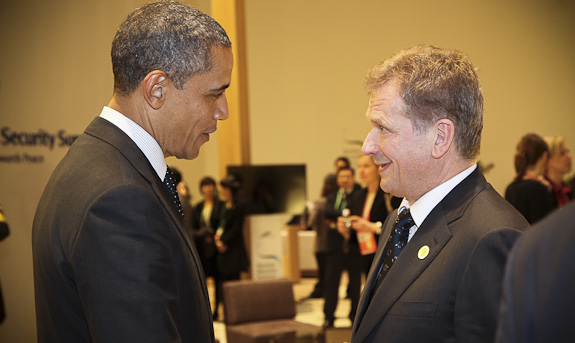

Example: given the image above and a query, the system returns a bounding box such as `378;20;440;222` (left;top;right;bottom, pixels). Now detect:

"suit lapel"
352;216;394;336
353;208;452;342
352;169;487;342
84;118;208;295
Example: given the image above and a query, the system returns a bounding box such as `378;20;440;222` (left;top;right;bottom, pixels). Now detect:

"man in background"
32;1;233;342
323;166;361;328
350;45;528;342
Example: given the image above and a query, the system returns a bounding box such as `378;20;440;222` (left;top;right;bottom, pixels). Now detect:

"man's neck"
406;158;476;204
108;95;151;133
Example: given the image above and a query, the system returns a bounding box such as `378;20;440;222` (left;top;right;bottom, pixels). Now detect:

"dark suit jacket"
505;179;554;224
32;117;214;343
496;202;575;343
216;202;249;275
351;169;529;343
324;189;358;253
348;188;388;222
191;199;224;260
347;188;400;242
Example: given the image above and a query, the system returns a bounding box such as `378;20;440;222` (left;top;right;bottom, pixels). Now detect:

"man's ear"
431;119;455;159
143;70;167;110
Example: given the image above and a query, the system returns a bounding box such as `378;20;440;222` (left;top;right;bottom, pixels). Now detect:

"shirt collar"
99;106;167;181
399;164;477;228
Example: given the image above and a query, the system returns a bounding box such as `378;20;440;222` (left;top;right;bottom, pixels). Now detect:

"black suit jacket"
324;188;357;253
351;169;529;343
191;199;224;260
496;202;575;343
348;188;389;222
216;202;249;275
347;188;400;241
32;117;214;342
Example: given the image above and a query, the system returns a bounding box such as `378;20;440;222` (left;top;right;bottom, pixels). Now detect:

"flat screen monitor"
226;164;307;215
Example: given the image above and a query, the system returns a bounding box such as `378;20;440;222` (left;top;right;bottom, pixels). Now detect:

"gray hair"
365;45;483;161
111;0;231;96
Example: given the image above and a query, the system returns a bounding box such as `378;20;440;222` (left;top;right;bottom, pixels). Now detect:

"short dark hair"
220;174;242;201
337;166;355;176
111;0;231;96
321;174;338;197
365;45;483;161
334;156;351;169
514;133;548;181
199;176;216;190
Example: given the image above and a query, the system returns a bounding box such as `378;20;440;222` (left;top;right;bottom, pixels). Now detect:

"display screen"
226;164;307;215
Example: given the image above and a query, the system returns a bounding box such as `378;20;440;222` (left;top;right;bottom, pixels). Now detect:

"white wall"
244;0;575;199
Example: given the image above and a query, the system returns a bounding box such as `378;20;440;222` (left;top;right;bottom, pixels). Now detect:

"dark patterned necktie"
164;167;183;217
370;207;414;299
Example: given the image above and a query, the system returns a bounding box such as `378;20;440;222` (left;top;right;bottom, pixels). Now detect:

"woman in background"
544;136;573;209
344;155;400;275
505;133;554;224
214;175;249;319
191;176;223;320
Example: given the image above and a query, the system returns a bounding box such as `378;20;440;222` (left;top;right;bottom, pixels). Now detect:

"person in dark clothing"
505;133;554;224
214;174;249;320
341;155;401;275
191;176;224;319
496;202;575;343
303;174;339;300
322;167;360;328
0;204;9;324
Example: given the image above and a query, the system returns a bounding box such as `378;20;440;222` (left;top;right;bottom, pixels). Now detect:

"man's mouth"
378;162;391;172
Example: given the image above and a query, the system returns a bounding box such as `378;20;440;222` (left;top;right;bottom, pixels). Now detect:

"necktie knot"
164;167;183;217
394;207;414;235
391;207;413;261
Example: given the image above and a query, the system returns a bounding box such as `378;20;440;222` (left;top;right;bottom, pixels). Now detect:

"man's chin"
172;147;200;160
379;180;397;196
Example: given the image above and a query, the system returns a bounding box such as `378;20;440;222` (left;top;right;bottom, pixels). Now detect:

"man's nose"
215;94;230;120
362;130;377;155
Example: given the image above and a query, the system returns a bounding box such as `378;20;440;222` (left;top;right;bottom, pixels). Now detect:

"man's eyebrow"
210;84;230;92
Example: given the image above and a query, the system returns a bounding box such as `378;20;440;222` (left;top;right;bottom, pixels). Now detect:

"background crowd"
173;132;573;326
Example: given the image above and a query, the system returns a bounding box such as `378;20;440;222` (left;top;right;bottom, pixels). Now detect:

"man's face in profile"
362;81;434;201
161;46;234;160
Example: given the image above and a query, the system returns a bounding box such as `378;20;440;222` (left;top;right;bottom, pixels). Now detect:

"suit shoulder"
465;185;529;230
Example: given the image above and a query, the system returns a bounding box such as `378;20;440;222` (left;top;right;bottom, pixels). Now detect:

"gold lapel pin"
418;245;430;260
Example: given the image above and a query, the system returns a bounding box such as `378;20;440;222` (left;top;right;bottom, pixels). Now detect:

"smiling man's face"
361;81;435;202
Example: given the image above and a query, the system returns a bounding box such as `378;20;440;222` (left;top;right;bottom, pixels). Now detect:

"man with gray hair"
348;45;528;342
32;1;233;342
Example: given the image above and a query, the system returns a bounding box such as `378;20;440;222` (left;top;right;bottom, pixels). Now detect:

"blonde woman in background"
544;136;573;209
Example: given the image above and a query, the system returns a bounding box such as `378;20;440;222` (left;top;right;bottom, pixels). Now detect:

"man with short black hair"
32;2;233;342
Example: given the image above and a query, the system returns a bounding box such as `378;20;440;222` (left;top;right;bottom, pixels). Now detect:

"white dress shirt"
398;164;478;242
99;106;167;181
